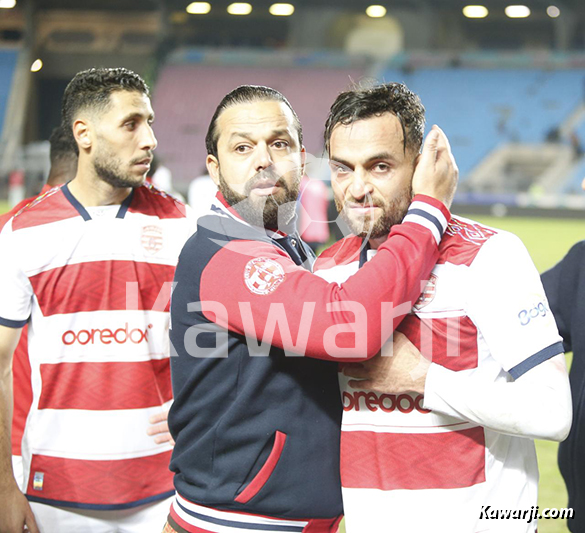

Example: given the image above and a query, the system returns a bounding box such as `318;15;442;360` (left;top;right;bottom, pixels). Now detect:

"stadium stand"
377;68;585;180
0;48;19;137
152;63;366;187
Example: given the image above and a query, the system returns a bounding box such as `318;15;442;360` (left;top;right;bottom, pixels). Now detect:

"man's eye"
235;145;250;153
273;141;289;149
125;121;136;130
332;165;349;174
373;163;390;172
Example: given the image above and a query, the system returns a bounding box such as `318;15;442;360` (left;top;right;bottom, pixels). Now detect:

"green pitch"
0;200;582;531
463;214;583;533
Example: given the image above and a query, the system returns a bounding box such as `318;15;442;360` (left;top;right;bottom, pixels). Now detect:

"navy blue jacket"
168;194;446;519
542;241;585;532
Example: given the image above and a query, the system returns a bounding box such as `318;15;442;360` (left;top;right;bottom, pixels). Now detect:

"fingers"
147;422;169;436
348;379;373;390
343;366;371;379
417;125;440;170
149;411;168;425
153;434;175;446
25;508;40;533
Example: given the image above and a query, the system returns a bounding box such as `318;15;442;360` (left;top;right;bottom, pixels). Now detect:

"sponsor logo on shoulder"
518;300;549;326
244;257;285;295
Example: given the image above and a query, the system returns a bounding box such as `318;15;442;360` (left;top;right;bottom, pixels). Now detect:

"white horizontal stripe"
341;421;478;434
403;213;441;246
16;215;189;277
28;310;170;364
173;501;298;533
410;200;449;231
175;494;309;527
29;401;173;460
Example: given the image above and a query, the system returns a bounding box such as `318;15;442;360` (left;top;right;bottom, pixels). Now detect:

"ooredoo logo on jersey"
62;323;153;345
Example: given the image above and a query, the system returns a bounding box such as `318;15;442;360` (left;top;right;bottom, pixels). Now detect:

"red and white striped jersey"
0;183;196;510
315;216;563;533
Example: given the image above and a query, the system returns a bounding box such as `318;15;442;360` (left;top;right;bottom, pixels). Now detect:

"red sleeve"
200;197;449;362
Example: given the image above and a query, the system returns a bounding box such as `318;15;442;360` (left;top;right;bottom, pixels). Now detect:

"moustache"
244;168;288;194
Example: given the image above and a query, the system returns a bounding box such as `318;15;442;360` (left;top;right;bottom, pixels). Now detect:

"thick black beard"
94;155;144;189
334;187;412;240
218;169;300;230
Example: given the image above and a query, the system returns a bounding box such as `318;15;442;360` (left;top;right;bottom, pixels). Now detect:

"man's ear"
206;154;220;185
73;119;91;152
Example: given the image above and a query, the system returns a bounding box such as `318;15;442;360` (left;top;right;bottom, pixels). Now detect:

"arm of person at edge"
197;127;458;362
0;325;40;533
344;333;570;442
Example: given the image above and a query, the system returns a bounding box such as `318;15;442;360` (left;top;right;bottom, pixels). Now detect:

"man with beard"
314;82;572;532
166;85;457;533
0;68;196;532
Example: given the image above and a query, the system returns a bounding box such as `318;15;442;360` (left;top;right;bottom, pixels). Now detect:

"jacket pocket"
235;430;287;504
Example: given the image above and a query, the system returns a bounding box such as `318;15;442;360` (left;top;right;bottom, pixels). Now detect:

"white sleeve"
0;222;33;328
423;355;571;441
422;231;570;440
466;231;563;377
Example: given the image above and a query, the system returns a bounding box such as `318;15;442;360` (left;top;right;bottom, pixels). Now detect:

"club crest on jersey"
446;218;496;245
414;274;437;310
244;257;285;295
141;225;163;254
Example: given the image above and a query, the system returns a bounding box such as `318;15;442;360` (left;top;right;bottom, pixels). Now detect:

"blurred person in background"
187;167;217;224
0;67;195;533
314;82;571;533
542;176;585;533
297;174;330;253
147;155;185;201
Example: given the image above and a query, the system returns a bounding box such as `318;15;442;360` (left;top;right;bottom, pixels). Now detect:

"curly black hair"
324;82;425;155
61;67;150;153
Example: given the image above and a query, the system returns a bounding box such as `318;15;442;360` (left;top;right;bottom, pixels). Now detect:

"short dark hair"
49;125;76;167
205;85;303;158
62;67;150;153
324;82;425;156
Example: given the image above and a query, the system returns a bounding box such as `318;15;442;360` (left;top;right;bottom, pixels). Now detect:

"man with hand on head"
166;84;457;533
314;82;571;533
0;67;195;533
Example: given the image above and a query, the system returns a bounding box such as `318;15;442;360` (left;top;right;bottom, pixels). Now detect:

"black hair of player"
61;67;150;154
205;85;303;159
324;82;425;156
49;125;76;167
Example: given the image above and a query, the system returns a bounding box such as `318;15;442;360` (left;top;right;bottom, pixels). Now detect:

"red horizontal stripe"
398;315;478;371
29;260;175;316
26;451;173;505
38;360;172;410
12;326;32;455
341;427;486;490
